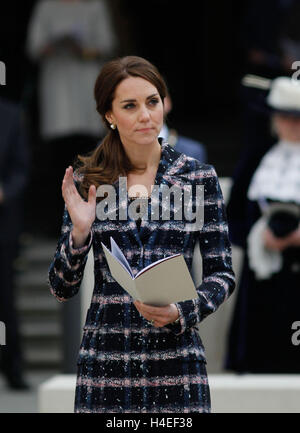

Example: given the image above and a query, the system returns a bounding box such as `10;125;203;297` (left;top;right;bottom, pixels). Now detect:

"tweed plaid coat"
48;141;235;413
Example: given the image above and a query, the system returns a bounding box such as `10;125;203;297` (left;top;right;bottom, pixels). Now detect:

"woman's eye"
149;98;159;106
123;103;135;109
123;99;159;110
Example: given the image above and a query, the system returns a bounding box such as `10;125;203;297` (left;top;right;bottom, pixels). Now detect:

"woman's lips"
136;127;153;132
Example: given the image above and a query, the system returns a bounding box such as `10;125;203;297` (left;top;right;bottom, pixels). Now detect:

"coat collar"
102;140;192;247
112;139;185;196
112;139;182;186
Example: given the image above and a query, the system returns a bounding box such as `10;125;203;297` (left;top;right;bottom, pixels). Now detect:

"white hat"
267;76;300;115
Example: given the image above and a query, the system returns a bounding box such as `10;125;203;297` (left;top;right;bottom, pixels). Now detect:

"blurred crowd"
0;0;300;391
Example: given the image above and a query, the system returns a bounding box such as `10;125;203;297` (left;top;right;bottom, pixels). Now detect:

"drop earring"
110;123;116;130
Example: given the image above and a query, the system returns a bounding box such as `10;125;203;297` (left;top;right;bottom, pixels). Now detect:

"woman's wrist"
171;304;180;323
71;227;91;249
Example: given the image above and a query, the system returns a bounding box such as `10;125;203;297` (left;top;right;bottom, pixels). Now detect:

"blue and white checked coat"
48;141;235;413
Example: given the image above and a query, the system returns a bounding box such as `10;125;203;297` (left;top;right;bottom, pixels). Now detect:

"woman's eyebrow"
120;93;159;103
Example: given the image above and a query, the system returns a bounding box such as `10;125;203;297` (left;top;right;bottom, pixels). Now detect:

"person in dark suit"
0;97;30;389
159;94;207;163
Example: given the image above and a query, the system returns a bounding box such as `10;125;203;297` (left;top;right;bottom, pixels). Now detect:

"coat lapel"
104;140;184;247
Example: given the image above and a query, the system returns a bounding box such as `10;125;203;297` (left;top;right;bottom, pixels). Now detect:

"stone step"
20;322;62;339
19;234;57;258
24;345;63;369
22;242;57;264
15;238;56;272
17;292;61;313
16;271;51;293
14;236;66;369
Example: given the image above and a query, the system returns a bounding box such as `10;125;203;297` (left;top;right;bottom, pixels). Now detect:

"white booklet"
101;237;198;306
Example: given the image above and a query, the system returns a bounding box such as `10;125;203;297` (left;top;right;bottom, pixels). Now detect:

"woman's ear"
105;111;114;125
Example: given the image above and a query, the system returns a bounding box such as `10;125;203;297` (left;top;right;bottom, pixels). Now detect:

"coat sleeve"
168;165;236;335
48;178;93;302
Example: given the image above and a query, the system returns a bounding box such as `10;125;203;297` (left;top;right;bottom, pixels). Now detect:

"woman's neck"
123;139;161;172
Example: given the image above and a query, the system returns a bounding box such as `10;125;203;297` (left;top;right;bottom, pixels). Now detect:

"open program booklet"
101;237;198;306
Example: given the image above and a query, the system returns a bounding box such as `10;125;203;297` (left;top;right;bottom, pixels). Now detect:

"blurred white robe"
26;0;117;139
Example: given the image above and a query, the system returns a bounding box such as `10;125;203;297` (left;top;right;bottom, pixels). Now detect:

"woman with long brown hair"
48;56;235;413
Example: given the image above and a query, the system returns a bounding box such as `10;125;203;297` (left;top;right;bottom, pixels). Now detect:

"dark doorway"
115;0;246;176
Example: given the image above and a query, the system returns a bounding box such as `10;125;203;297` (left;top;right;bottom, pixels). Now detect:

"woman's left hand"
134;301;180;327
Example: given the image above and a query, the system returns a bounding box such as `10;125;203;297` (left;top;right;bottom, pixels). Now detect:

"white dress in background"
26;0;117;140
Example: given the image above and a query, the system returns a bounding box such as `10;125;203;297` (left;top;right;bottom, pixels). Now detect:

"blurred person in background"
26;0;117;237
237;0;297;204
225;77;300;374
159;92;207;162
280;1;300;71
0;97;30;389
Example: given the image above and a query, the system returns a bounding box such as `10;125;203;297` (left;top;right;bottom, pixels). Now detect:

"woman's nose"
138;106;151;122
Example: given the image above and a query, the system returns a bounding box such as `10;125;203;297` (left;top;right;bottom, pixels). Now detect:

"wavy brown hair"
75;56;168;200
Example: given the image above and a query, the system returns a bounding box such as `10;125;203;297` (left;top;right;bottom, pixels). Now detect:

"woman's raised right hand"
62;166;96;247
